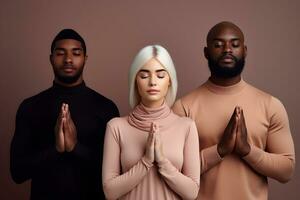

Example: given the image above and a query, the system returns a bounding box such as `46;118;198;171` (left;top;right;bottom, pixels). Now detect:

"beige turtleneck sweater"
102;103;200;200
172;79;295;200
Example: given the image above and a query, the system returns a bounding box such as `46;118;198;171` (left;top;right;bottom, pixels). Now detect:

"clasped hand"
218;106;251;158
54;103;78;152
144;123;165;164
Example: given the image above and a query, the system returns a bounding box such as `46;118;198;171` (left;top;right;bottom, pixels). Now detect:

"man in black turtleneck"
10;29;119;200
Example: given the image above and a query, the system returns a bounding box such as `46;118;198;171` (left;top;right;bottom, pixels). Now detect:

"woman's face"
136;58;170;108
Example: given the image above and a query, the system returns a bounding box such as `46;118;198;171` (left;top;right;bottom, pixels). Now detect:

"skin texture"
234;108;251;157
136;58;170;108
204;22;250;158
50;39;87;87
204;21;247;86
54;103;78;152
54;104;66;152
136;58;170;163
51;39;87;153
217;107;239;157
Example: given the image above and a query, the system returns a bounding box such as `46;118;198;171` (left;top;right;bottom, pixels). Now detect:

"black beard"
54;67;84;84
208;55;245;78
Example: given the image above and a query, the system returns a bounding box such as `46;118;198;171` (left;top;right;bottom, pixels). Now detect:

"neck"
54;77;83;87
209;74;241;86
141;99;165;109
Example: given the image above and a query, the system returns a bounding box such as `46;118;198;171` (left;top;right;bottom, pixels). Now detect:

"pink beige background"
1;0;299;199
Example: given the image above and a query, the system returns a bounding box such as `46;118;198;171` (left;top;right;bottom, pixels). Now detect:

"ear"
84;55;88;62
204;47;209;59
244;45;247;58
49;54;54;65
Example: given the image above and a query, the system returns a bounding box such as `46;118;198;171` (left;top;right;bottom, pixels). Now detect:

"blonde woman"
102;45;200;200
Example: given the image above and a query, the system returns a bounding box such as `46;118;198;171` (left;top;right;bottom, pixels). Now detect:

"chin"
143;97;164;104
219;63;235;68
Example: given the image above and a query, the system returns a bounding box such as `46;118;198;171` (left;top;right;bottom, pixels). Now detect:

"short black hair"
51;29;86;55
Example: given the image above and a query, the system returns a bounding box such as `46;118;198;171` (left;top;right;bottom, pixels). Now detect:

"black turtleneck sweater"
10;81;119;200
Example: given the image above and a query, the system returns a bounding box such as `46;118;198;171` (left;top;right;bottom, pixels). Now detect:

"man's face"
205;27;247;78
50;39;87;84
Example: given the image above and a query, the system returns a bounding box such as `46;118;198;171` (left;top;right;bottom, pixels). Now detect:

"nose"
223;43;232;54
149;75;157;86
64;53;72;64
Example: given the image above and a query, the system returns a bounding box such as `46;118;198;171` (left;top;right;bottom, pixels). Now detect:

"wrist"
217;144;227;158
156;155;166;164
239;143;251;157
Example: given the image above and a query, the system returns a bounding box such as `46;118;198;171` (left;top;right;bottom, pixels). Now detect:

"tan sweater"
102;103;200;200
172;79;295;200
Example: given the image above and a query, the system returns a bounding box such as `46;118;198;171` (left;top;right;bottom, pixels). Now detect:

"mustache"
62;64;74;68
219;54;238;62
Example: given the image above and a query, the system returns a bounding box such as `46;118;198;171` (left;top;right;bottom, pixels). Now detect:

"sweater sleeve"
173;99;223;174
71;101;120;163
10;101;61;184
200;144;223;174
243;97;295;183
157;121;200;200
102;123;153;199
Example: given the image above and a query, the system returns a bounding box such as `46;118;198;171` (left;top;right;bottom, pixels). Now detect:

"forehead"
54;39;82;49
140;58;166;71
209;27;244;42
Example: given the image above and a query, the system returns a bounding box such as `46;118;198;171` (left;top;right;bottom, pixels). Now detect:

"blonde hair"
128;45;178;108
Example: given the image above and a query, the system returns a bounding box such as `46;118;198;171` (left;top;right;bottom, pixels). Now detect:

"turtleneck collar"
52;81;86;94
204;78;246;95
128;101;175;132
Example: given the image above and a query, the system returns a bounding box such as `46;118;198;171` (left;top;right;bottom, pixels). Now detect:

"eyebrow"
54;47;83;51
213;38;240;42
139;69;166;73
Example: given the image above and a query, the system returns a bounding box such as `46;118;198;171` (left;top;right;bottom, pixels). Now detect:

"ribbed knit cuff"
141;156;153;170
242;144;263;165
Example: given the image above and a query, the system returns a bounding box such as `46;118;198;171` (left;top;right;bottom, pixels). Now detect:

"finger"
154;134;158;149
62;103;68;118
233;115;239;133
150;122;154;133
63;116;69;134
60;116;65;129
147;131;153;145
241;109;246;124
65;104;70;120
241;109;247;135
156;133;161;147
61;118;66;133
66;104;69;113
153;123;158;133
228;108;239;134
151;132;155;148
58;103;64;118
229;107;237;122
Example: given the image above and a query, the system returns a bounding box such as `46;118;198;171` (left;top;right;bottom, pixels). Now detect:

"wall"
0;0;299;199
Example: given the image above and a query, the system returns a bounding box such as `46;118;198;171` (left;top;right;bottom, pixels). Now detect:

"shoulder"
180;85;206;104
105;117;130;141
173;113;195;125
171;112;197;130
244;82;288;118
18;87;53;112
245;82;272;100
173;84;206;116
107;116;129;129
85;87;120;116
244;82;283;107
85;87;118;106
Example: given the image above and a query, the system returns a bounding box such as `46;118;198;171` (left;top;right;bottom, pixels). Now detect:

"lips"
147;89;160;94
61;66;75;73
220;55;235;63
